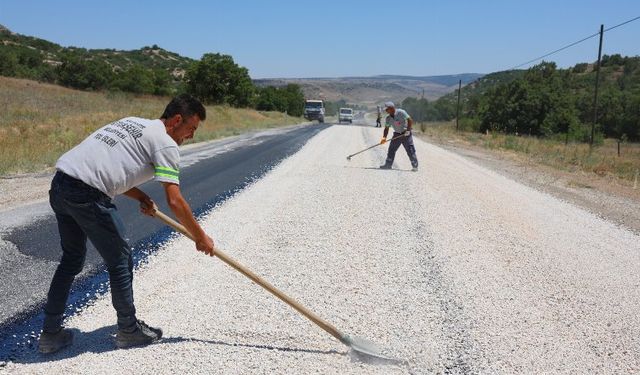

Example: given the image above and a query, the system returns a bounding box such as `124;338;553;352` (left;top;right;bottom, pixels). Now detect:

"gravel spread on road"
5;125;640;373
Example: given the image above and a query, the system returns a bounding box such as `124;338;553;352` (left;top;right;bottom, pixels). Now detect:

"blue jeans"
43;171;137;333
385;132;419;168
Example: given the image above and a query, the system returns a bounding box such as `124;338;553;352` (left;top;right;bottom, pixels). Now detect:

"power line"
605;15;640;32
509;32;600;70
508;15;640;71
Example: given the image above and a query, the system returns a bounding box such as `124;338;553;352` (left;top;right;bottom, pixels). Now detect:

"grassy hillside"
440;56;640;108
0;24;192;77
0;77;302;175
438;70;527;104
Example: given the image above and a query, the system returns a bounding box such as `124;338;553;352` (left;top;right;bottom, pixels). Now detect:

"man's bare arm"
162;182;215;256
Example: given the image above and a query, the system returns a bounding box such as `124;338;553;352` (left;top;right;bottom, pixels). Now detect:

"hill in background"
0;23;193;78
255;74;483;107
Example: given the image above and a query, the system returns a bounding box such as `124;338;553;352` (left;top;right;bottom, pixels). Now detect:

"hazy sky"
1;0;639;78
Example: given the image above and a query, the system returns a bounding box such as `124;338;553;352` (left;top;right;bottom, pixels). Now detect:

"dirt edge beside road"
0;171;53;213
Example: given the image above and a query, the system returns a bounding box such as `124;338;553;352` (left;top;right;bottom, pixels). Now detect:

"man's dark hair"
161;94;206;121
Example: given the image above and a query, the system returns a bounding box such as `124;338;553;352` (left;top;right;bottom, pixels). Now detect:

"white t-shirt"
385;109;411;133
56;117;180;198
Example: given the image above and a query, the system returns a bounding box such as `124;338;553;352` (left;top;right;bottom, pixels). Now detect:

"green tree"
620;92;640;141
601;54;625;67
57;54;114;90
401;97;425;121
433;99;455;120
111;65;154;94
151;68;174;96
255;86;287;112
597;86;624;138
281;84;305;116
0;49;18;76
572;63;588;73
184;53;254;107
479;62;579;137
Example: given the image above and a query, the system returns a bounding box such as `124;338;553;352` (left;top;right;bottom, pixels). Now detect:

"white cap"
383;101;395;109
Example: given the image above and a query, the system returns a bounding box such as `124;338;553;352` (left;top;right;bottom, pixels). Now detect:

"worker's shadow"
12;326;121;364
12;326;342;365
161;336;343;356
343;166;415;172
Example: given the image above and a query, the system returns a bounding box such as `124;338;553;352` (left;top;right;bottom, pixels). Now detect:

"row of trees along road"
402;56;640;142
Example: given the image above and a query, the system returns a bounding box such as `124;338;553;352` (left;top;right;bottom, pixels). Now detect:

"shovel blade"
342;335;388;359
343;335;405;366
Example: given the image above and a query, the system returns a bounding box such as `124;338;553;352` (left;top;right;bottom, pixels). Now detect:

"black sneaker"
142;321;163;339
115;320;162;349
38;328;73;354
379;164;392;170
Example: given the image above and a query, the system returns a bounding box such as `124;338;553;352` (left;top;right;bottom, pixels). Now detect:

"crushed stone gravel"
4;125;640;373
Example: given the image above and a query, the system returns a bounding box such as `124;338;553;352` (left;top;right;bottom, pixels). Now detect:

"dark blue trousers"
43;172;137;333
384;132;419;168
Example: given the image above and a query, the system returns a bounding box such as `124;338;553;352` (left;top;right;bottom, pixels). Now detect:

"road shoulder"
416;133;640;234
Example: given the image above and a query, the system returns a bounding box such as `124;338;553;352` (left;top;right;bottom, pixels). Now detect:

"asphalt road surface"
3;122;640;373
0;123;328;360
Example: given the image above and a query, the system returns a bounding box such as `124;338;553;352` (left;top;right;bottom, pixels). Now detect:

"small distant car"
338;108;353;124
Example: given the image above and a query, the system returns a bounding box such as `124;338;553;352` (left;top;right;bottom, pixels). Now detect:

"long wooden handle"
152;209;348;344
347;133;407;158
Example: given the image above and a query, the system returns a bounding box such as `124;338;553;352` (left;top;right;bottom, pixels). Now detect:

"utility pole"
421;89;425;125
455;79;462;131
590;24;604;148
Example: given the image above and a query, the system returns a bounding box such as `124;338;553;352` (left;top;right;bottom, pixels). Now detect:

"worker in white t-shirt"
39;94;214;354
379;101;419;171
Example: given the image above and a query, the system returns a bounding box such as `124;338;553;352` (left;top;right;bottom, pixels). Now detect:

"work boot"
115;320;162;349
38;328;74;354
379;164;392;170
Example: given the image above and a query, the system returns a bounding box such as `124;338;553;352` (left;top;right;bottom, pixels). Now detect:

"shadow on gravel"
7;330;408;368
12;326;118;364
164;336;406;367
161;336;343;356
343;166;415;173
11;330;343;365
335;123;378;128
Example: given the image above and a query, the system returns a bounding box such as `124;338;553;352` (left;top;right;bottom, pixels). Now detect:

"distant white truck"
303;100;325;123
338;108;353;124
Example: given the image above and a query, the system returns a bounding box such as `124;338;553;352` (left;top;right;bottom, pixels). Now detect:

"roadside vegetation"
405;56;640;143
417;121;640;186
404;55;639;185
0;77;301;175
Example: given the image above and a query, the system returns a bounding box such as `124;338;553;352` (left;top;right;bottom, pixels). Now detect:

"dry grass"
191;105;297;142
0;77;302;175
418;121;640;186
